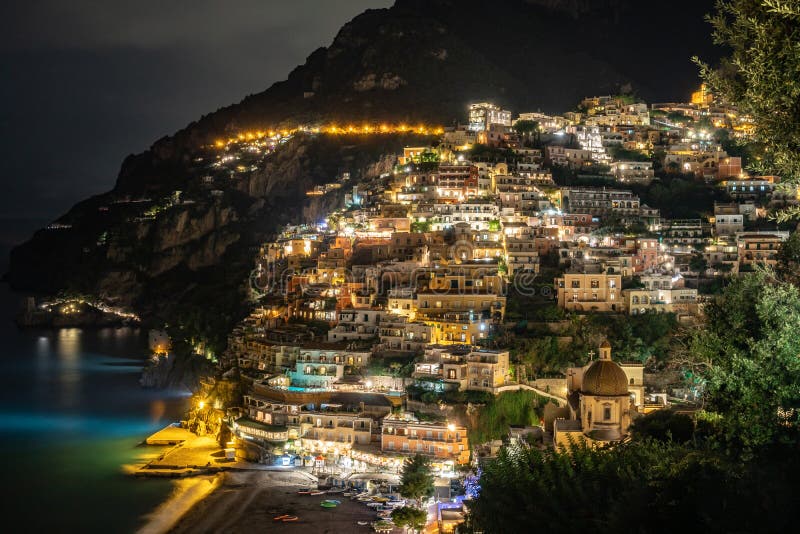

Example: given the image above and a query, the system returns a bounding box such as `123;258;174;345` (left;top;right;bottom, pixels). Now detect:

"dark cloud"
0;0;392;219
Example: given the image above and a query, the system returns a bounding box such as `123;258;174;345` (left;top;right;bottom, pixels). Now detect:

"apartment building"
413;345;510;393
545;146;593;169
555;261;623;312
713;202;744;236
327;309;390;342
288;349;371;388
378;315;433;352
381;412;470;465
469;102;512;132
737;231;789;270
661;219;711;251
610;161;654;183
299;404;375;453
504;236;541;275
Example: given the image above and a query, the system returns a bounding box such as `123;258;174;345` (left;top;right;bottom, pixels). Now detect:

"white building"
469;102;512;132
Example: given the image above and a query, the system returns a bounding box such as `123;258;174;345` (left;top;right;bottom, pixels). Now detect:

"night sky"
1;0;717;233
0;1;392;224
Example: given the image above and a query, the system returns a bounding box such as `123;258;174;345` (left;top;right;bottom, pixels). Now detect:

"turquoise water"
0;284;190;533
287;385;329;392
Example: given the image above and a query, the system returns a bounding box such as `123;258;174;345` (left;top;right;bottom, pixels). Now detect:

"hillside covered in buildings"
5;0;720;329
160;78;800;532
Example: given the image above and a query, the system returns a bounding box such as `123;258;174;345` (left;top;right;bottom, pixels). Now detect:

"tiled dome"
581;359;629;396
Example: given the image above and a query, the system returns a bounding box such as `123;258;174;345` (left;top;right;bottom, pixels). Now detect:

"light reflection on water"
0;287;190;533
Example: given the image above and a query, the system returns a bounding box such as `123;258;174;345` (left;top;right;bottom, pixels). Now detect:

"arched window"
603;404;612;421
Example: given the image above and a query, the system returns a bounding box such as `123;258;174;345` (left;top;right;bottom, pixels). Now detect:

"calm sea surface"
0;282;190;532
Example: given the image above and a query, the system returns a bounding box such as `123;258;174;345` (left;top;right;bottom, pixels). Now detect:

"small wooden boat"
309;490;326;496
296;488;312;495
371;497;389;503
281;515;299;522
273;514;290;521
320;501;338;508
358;521;369;526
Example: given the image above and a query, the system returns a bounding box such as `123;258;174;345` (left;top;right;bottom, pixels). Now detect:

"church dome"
581;359;629;396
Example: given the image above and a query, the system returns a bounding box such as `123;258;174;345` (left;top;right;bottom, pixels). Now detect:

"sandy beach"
141;470;381;534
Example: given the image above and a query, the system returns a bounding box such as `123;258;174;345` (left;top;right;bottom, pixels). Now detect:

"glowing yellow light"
198;401;206;409
447;423;456;431
214;140;224;148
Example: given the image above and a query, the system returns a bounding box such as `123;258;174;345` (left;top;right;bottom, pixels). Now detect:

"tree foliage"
399;454;435;504
776;229;800;285
391;506;427;532
629;410;695;443
468;267;800;532
468;390;548;444
695;0;800;220
466;438;800;534
694;271;800;452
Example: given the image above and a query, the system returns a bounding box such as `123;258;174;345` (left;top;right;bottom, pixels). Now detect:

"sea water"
0;284;190;532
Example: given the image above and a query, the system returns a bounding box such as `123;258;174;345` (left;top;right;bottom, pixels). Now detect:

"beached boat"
309;490;326;496
273;514;290;521
371;497;389;503
372;521;393;532
282;516;299;522
320;501;338;508
296;488;312;495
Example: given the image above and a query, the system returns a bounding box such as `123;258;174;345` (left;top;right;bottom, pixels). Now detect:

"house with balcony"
327;309;390;342
737;231;789;270
504;236;540;275
555;261;623;313
381;412;470;465
413;345;510;394
298;403;375;455
378;314;433;353
288;349;370;388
